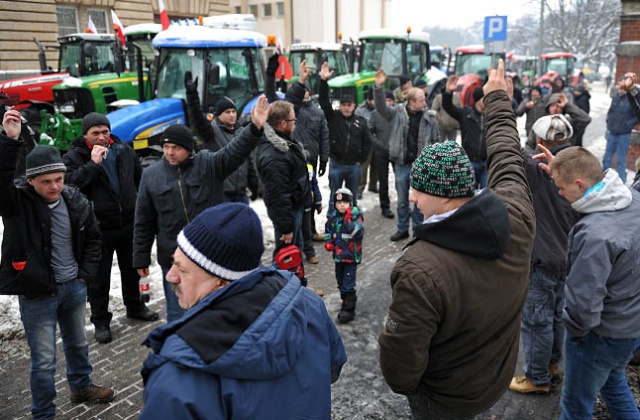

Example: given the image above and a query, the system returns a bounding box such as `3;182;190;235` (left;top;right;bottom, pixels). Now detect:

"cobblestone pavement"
1;82;634;419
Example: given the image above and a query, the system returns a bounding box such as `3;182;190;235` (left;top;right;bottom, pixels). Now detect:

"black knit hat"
399;75;411;86
333;187;353;206
339;94;355;104
82;112;110;134
385;90;395;101
177;203;264;281
410;141;476;198
26;145;66;178
160;124;194;152
215;97;236;117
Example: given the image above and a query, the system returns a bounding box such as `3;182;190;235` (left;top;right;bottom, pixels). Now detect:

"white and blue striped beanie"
176;203;264;281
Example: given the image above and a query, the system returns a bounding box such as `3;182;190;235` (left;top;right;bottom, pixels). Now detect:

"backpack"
274;244;305;280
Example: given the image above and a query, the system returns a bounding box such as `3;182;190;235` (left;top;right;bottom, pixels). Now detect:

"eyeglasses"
284;118;297;122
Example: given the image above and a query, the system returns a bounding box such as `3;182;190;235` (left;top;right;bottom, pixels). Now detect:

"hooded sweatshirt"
563;169;640;339
140;267;347;419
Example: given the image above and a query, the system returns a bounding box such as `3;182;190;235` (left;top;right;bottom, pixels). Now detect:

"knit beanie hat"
385;90;395;101
532;114;573;142
176;203;264;281
410;141;476;198
334;187;353;205
82;112;110;134
160;124;194;152
215;97;236;117
26;145;66;178
472;87;484;103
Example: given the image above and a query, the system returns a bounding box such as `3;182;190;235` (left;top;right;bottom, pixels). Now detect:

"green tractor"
327;28;431;106
40;24;161;151
288;42;349;95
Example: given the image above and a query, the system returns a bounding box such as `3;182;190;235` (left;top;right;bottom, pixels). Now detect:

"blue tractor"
107;24;268;160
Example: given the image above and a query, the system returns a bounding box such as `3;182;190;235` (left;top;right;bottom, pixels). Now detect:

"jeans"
393;163;423;233
161;266;185;322
471;161;487;189
560;331;640;420
602;132;631;183
89;224;143;328
373;152;391;210
335;262;357;294
358;149;377;194
19;280;93;419
328;160;361;208
521;267;565;385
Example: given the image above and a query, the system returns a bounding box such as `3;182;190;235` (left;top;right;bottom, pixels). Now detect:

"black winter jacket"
186;89;259;196
63;135;141;229
0;136;102;295
443;91;486;162
256;124;309;234
318;79;372;165
133;124;262;269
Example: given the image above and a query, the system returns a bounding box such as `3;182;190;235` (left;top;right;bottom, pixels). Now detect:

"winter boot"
338;292;357;324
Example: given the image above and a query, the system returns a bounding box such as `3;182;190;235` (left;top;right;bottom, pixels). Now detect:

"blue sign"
484;16;507;41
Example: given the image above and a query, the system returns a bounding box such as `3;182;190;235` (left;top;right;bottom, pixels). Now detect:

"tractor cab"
536;52;579;93
453;45;504;106
288;42;348;94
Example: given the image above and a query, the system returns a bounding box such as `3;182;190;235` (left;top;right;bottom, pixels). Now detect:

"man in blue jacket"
139;203;346;419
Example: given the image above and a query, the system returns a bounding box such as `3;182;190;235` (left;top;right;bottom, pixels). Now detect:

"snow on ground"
0;80;618;354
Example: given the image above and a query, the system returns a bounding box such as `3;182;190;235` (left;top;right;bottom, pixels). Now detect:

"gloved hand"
324;242;334;252
184;71;198;93
318;161;327;177
250;191;259;201
315;203;323;214
267;53;280;77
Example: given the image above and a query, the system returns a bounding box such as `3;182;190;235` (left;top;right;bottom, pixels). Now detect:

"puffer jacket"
373;85;440;165
324;206;364;264
133;124;261;269
140;267;347;420
255;124;309;235
379;90;535;416
0;136;101;295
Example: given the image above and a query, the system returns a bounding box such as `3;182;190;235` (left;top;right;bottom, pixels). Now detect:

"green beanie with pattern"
410;141;476;198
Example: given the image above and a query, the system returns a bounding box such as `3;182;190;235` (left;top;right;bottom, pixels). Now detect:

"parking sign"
484;16;508;41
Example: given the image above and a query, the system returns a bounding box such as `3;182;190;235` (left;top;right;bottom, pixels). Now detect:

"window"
88;9;108;34
234;6;242;14
276;2;285;16
57;7;79;36
263;4;272;17
249;5;258;17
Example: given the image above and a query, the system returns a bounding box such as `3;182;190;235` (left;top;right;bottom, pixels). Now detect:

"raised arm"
184;71;218;150
442;76;463;121
318;61;335;121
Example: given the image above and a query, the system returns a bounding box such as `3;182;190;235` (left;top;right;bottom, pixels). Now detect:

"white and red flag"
158;0;170;30
86;16;97;34
111;10;126;47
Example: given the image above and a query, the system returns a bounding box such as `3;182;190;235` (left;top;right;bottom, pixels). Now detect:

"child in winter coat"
324;188;364;323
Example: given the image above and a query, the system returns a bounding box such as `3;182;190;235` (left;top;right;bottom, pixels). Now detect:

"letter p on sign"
484;16;507;41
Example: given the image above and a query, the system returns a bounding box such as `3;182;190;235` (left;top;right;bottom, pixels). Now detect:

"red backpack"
274;245;305;280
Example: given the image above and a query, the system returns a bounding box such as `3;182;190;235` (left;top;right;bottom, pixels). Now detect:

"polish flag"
111;10;126;47
158;0;170;30
86;16;97;34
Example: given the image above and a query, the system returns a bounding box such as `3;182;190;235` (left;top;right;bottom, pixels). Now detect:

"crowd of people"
2;57;640;419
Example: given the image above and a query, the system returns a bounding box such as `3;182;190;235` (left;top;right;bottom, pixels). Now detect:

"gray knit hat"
26;145;66;178
82;112;110;134
410;141;476;198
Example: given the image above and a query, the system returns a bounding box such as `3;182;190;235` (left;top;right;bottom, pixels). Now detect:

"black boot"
338;292;357;324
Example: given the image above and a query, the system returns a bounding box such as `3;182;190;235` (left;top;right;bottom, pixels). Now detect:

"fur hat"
82;112;110;135
532;114;573;142
177;203;264;281
160;124;194;152
410;141;476;198
215;97;236;117
26;145;66;178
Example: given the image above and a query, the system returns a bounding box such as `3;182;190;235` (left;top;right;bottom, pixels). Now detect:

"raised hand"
483;59;506;96
184;71;198;93
445;76;459;93
532;144;554;175
251;95;269;129
266;52;280;77
319;61;334;81
299;59;312;84
2;108;21;140
375;68;386;87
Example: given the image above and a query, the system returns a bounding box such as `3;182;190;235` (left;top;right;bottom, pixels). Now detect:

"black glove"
184;71;198;93
266;53;280;77
318;161;327;177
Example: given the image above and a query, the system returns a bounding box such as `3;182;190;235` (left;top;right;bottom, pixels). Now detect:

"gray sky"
389;0;538;30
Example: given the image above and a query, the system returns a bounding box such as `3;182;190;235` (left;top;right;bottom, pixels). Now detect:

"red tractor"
452;45;504;106
535;52;581;93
